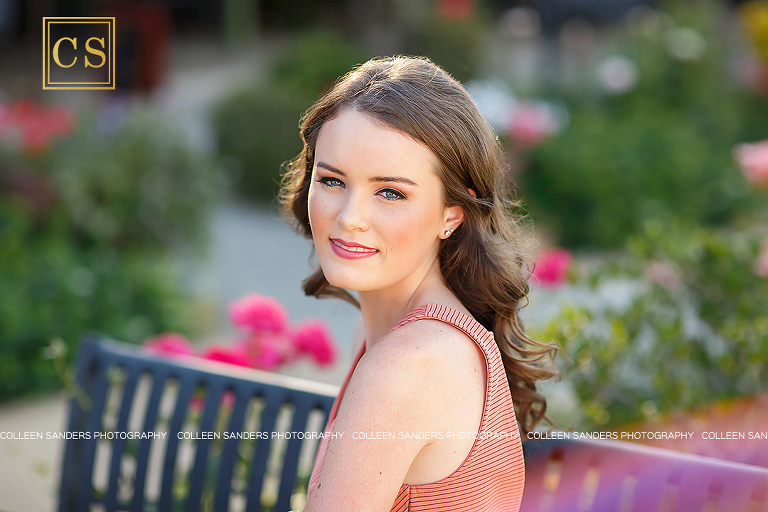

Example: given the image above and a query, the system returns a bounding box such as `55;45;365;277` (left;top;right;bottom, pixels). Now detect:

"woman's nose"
336;190;369;232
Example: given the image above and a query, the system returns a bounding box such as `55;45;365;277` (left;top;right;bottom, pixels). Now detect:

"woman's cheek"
308;192;328;234
379;206;422;251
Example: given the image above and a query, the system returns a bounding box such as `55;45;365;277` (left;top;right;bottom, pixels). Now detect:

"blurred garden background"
1;0;767;510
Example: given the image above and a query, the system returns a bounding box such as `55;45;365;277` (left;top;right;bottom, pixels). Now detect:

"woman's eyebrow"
370;176;418;186
316;161;345;175
316;161;418;186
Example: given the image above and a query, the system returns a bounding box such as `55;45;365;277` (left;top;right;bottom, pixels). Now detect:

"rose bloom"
646;261;681;291
531;248;572;286
756;240;768;278
228;293;288;334
201;344;252;368
143;333;195;358
733;140;768;188
291;320;337;366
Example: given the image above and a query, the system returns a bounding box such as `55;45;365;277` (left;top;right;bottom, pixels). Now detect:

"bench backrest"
58;338;337;512
520;435;768;512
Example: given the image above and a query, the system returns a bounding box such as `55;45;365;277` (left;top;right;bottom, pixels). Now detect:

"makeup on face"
307;109;449;293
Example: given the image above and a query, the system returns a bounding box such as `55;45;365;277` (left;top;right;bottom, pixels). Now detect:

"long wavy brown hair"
279;56;558;437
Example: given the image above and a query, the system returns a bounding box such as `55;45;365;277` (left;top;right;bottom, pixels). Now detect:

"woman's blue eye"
318;177;344;188
379;188;405;200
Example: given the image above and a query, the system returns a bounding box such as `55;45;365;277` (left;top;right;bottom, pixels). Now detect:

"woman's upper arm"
303;326;445;512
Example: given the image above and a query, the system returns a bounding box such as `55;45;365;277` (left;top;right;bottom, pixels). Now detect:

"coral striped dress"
308;303;526;511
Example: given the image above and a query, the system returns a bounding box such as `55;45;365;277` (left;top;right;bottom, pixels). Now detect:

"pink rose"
0;103;11;138
252;338;289;371
238;332;296;371
228;294;288;334
290;320;337;366
506;103;559;148
45;105;76;137
646;262;681;291
437;0;475;20
733;140;768;188
201;344;252;368
531;248;572;286
0;99;76;155
756;241;768;278
143;333;196;358
190;390;235;411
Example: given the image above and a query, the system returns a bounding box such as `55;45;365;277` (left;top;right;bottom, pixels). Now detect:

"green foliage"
0;106;220;401
402;14;489;83
536;223;768;429
53;109;221;251
271;30;370;103
213;30;369;203
518;3;768;249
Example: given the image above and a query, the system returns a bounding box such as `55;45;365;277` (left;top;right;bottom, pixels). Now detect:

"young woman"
280;56;557;512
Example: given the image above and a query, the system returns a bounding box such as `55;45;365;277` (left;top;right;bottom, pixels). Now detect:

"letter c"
53;37;77;68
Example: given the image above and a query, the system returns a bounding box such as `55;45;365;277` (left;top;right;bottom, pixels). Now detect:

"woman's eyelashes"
378;188;406;201
316;176;406;201
318;176;344;188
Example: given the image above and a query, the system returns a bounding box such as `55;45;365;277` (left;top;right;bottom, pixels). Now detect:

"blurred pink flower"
646;262;681;291
0;103;11;138
253;338;289;371
201;344;252;368
756;241;768;278
733;140;768;188
0;99;76;155
437;0;474;20
238;332;297;371
45;105;76;137
531;248;572;286
143;333;196;358
506;103;559;148
290;320;337;366
22;119;51;155
189;390;235;412
228;293;288;334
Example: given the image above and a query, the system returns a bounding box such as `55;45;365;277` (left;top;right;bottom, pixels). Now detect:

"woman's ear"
442;205;465;238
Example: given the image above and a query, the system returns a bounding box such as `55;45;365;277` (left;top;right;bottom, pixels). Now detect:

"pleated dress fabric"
308;303;526;511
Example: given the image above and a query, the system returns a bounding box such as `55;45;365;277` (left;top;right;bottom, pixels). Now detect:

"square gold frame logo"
43;17;115;90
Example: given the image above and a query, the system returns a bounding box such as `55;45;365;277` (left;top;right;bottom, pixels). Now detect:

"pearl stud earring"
444;228;453;237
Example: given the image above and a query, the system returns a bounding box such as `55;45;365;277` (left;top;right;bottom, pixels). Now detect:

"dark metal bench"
58;338;337;512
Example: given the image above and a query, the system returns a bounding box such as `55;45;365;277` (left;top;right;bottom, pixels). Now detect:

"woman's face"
308;108;457;293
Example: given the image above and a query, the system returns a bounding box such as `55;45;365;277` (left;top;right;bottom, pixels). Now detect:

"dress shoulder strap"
388;303;495;346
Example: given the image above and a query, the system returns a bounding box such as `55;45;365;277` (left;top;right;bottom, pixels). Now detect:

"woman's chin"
322;271;376;293
325;277;365;292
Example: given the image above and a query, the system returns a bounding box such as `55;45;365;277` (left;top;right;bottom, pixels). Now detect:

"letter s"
85;37;106;68
53;37;77;68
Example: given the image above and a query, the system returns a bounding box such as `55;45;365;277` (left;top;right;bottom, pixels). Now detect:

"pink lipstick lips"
330;238;379;260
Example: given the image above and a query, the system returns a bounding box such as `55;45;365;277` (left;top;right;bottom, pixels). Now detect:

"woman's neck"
358;258;458;350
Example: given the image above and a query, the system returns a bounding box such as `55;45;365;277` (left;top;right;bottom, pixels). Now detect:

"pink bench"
520;436;768;512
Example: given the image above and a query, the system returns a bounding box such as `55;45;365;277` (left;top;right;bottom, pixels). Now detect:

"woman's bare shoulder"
362;317;485;394
383;315;483;358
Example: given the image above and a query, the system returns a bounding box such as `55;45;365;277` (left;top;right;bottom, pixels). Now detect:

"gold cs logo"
43;17;115;90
